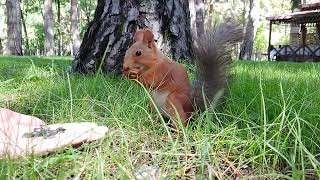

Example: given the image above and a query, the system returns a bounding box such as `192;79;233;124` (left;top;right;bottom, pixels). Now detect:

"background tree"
56;0;62;56
0;38;3;54
21;7;29;55
291;0;302;10
70;0;81;56
5;0;23;55
71;0;191;74
43;0;54;56
289;0;301;44
189;0;209;37
239;0;260;60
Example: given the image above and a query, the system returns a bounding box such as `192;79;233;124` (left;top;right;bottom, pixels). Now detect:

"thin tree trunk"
56;0;62;56
0;38;3;54
71;0;192;75
71;0;81;56
239;0;260;60
21;9;29;55
290;0;301;44
189;0;196;31
189;0;209;37
43;0;54;56
5;0;23;55
196;0;208;36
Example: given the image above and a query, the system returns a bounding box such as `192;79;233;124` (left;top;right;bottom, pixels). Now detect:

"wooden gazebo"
266;3;320;62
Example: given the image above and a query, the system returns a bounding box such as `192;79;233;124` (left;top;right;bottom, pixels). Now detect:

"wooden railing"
268;44;320;62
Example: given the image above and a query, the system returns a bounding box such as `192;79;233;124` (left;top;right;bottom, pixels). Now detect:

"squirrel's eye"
136;51;142;56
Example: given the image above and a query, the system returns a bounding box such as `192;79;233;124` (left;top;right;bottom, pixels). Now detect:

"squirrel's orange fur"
122;24;242;128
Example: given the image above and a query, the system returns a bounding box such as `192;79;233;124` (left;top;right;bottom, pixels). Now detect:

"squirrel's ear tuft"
143;29;155;48
134;29;144;42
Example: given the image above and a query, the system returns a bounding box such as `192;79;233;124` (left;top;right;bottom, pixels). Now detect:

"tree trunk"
190;0;209;35
291;0;301;11
239;0;259;60
71;0;192;75
0;38;3;54
43;0;54;56
21;9;29;55
190;0;208;37
289;0;301;45
71;0;81;56
56;0;62;56
5;0;23;56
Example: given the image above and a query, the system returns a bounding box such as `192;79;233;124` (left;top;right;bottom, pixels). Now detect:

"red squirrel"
122;23;242;128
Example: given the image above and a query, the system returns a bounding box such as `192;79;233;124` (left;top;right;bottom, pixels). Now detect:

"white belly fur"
150;90;170;117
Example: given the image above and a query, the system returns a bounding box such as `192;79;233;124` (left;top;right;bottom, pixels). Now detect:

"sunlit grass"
0;55;320;179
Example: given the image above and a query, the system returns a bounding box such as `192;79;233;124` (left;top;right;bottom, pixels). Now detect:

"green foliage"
0;56;319;178
29;23;45;50
23;0;43;14
291;0;301;10
254;24;267;52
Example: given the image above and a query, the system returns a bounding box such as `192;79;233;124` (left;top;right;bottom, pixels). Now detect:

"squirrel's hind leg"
164;93;189;129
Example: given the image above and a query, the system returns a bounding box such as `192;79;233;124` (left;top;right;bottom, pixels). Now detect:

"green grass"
1;55;320;179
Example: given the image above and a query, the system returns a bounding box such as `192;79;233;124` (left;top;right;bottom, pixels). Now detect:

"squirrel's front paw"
122;67;129;75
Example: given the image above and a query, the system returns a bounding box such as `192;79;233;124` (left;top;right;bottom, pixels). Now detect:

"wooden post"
301;24;307;46
268;21;273;61
316;23;320;42
301;24;307;59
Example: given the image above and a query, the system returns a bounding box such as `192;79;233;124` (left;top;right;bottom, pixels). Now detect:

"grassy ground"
0;55;320;179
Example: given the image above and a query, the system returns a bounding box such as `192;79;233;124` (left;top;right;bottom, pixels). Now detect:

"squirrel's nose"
136;51;142;56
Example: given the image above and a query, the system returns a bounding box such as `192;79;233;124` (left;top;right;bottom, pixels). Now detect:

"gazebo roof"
299;2;320;11
266;9;320;25
266;3;320;25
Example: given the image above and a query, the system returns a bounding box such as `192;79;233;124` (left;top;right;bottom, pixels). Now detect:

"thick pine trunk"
43;0;55;56
71;0;192;74
5;0;23;56
71;0;81;56
239;0;259;60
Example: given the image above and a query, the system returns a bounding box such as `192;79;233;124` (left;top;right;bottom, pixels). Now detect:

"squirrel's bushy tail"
191;22;243;110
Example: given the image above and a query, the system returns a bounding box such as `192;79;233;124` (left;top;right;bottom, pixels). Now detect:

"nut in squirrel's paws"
122;67;140;79
128;68;140;79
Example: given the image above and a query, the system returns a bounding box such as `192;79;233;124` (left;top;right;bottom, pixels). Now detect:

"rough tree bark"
43;0;55;56
71;0;81;56
239;0;260;60
71;0;192;74
5;0;23;55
